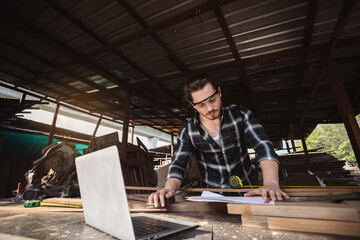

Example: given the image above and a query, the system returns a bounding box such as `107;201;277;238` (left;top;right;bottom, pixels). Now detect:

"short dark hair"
184;74;218;102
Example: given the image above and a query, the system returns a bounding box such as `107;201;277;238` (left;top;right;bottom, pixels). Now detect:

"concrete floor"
0;200;356;240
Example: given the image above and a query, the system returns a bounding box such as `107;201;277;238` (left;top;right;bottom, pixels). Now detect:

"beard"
203;109;221;120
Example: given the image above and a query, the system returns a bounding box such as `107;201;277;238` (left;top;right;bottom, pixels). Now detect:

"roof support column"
19;93;26;106
171;134;174;157
291;138;297;153
285;140;291;153
299;126;309;163
86;114;103;153
130;125;134;144
122;91;131;150
323;56;360;165
48;103;60;146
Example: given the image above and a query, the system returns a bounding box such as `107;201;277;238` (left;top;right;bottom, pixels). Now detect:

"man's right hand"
147;189;176;208
148;178;181;207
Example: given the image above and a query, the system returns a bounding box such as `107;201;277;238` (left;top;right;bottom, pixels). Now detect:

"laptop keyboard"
132;217;170;237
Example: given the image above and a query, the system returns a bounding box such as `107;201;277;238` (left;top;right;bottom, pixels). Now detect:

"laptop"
75;145;198;240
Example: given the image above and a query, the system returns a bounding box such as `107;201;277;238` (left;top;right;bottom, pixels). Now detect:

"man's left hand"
243;184;290;202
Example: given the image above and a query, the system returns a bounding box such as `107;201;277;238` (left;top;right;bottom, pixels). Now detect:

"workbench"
0;198;358;240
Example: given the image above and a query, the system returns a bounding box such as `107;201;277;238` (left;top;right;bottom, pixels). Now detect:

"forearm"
164;178;182;192
260;160;279;186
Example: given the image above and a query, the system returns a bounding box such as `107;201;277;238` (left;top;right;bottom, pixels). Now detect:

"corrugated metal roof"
0;0;359;143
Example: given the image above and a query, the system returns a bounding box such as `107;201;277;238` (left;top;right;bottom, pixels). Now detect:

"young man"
148;75;289;207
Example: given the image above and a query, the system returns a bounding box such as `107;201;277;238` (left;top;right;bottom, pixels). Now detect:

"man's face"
191;82;222;121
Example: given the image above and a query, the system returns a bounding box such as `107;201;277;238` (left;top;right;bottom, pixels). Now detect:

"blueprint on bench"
186;191;275;205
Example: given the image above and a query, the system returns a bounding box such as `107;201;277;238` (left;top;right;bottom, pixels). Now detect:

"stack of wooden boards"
93;133;157;190
121;139;157;190
278;151;359;186
228;188;360;237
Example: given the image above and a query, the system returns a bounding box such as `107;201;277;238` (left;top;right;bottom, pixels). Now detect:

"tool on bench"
23;199;82;208
146;196;175;209
229;175;243;188
24;200;41;208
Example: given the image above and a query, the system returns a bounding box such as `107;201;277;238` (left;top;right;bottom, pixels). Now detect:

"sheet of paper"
186;191;274;205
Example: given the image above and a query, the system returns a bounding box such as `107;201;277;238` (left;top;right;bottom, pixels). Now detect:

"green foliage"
297;115;359;162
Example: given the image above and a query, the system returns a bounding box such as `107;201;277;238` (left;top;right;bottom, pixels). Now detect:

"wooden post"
122;91;131;150
130;125;134;144
299;126;309;163
48;103;60;145
285;140;290;153
19;93;26;106
323;56;360;165
171;134;174;157
86;114;102;153
291;138;297;152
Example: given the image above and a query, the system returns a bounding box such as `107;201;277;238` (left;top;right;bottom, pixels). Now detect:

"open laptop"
75;145;198;240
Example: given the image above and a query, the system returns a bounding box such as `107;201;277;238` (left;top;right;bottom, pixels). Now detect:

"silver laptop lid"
76;146;136;240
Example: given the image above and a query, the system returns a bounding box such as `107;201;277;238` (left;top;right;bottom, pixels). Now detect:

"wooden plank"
241;215;360;237
168;202;227;212
342;200;360;208
0;233;37;240
241;215;268;229
129;200;227;212
0;204;84;213
125;186;360;197
268;217;360;237
127;194;148;202
227;203;360;222
125;186;360;193
42;197;82;205
130;208;167;213
275;201;359;208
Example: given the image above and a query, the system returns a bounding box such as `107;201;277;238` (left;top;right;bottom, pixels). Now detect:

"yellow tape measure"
229;175;243;188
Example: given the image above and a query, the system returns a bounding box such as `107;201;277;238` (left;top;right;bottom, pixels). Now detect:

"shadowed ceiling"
0;0;359;146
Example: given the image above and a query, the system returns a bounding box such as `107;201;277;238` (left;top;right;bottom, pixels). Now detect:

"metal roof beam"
46;0;184;109
116;0;188;107
0;80;175;136
133;35;360;86
213;7;251;90
296;0;318;89
0;8;185;122
0;56;86;98
213;5;257;112
83;0;236;60
288;0;318;139
23;0;235;88
117;0;189;72
0;55;133;122
299;0;356;127
226;81;359;101
327;0;356;55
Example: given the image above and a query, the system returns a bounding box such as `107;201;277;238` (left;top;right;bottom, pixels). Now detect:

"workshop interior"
0;0;360;239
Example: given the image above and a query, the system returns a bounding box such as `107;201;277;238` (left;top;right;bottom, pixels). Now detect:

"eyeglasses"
191;89;219;108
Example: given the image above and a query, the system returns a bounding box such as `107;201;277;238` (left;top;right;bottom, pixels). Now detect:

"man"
148;75;289;207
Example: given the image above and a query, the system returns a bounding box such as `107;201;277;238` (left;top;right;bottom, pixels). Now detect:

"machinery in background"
14;142;79;201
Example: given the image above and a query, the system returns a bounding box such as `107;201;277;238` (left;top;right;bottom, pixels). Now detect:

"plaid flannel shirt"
167;104;279;188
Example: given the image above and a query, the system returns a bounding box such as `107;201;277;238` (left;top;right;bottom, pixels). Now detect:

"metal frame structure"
0;0;359;163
